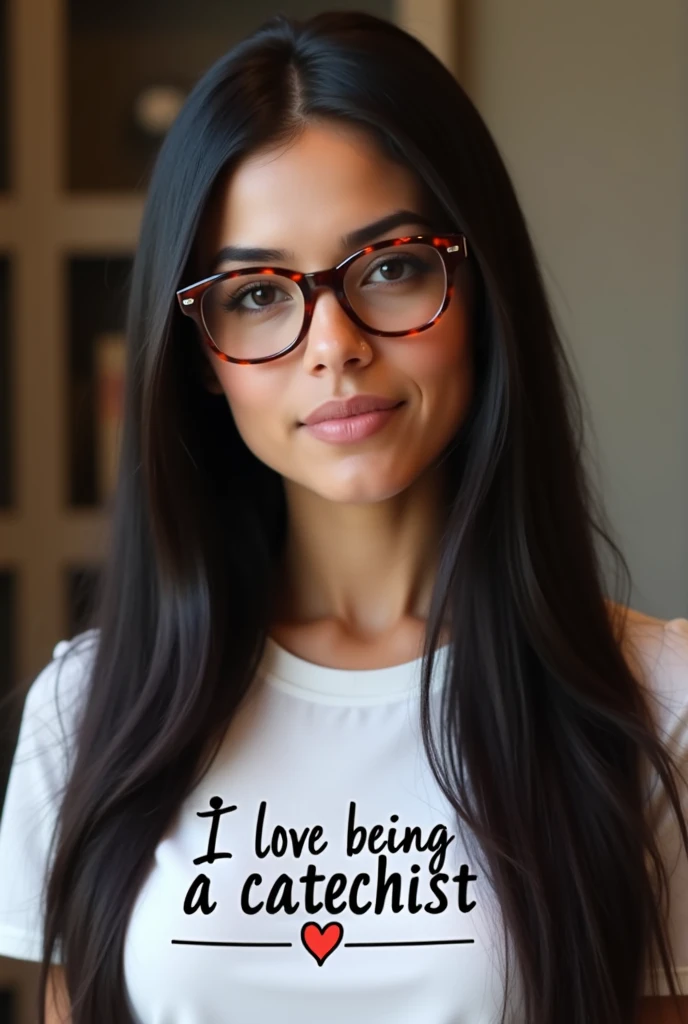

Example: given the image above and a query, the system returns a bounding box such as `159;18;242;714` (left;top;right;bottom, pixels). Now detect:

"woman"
0;10;686;1024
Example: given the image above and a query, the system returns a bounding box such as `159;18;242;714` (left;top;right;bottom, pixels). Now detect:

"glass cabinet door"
67;256;132;507
66;0;394;191
0;0;8;191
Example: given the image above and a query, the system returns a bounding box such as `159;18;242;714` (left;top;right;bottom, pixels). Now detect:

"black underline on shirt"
171;939;293;947
345;939;474;946
171;938;474;947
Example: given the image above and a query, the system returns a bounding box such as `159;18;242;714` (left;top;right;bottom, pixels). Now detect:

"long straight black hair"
23;10;688;1022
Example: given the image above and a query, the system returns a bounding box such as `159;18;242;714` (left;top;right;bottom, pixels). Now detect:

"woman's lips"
301;402;405;444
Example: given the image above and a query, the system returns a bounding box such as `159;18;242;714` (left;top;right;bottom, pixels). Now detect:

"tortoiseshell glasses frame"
176;233;470;365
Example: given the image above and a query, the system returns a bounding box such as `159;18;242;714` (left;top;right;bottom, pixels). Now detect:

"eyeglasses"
176;233;469;365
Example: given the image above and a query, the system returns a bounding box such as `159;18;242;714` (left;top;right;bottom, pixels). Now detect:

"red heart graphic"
300;921;344;965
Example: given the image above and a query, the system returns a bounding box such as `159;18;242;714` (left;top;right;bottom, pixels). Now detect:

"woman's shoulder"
21;628;100;748
50;627;100;664
612;602;688;729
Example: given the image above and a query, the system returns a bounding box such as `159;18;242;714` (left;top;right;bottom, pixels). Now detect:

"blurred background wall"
0;1;685;1016
466;0;687;623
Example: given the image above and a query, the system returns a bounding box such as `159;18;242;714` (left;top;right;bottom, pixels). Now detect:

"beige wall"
465;0;687;619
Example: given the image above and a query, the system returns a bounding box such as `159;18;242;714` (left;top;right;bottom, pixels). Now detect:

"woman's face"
195;120;476;506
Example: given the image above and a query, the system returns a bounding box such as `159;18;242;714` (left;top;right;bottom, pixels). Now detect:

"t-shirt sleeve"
642;616;688;996
0;632;97;963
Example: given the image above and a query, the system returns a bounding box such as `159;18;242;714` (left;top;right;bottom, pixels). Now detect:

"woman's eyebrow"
209;208;436;271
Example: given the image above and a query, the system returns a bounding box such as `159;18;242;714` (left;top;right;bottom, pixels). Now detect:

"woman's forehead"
195;130;431;269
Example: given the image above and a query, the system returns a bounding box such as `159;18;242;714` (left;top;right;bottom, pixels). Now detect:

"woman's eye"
365;257;421;284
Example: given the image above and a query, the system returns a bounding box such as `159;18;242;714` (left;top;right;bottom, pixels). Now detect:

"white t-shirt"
0;609;687;1022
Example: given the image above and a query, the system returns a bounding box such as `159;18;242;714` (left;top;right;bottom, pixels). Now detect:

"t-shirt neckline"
257;634;451;706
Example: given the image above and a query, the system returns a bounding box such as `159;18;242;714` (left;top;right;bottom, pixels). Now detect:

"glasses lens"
343;242;447;333
200;243;447;361
201;273;304;361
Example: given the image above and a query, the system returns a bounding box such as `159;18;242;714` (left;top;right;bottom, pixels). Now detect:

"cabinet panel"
67;256;132;507
0;257;11;509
